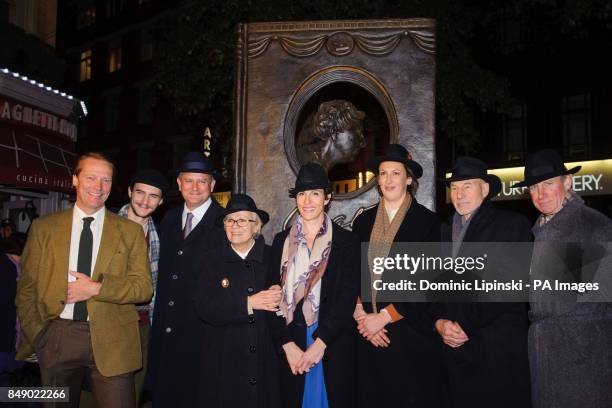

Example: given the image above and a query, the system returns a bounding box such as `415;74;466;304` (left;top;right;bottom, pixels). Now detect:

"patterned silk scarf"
367;194;412;312
279;213;333;327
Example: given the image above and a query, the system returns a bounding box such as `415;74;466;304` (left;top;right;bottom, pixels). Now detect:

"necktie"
74;217;94;321
183;212;194;239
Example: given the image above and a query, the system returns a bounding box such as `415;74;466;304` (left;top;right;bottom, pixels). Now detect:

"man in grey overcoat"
515;149;612;408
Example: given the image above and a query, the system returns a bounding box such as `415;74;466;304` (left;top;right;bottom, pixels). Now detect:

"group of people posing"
13;144;612;408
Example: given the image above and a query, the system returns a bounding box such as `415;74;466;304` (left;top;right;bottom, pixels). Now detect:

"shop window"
108;38;122;73
562;93;591;158
79;49;92;82
502;104;527;161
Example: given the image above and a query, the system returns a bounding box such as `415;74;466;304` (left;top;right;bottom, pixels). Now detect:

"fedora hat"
130;169;169;194
514;149;580;188
178;151;222;181
443;156;502;198
289;162;331;197
219;194;269;225
368;144;423;179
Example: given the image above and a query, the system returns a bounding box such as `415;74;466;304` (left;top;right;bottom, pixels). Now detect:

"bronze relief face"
299;100;366;172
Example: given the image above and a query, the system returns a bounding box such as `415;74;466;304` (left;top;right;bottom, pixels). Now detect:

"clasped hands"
66;271;101;303
283;339;327;375
435;319;469;348
248;285;281;311
354;304;391;348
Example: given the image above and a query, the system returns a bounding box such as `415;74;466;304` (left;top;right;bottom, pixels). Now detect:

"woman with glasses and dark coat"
267;163;361;408
195;194;281;407
352;144;446;407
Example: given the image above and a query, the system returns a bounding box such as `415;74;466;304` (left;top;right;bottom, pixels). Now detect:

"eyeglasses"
223;218;257;227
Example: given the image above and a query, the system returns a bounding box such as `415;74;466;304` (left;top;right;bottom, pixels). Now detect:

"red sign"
0;98;77;142
0;166;73;192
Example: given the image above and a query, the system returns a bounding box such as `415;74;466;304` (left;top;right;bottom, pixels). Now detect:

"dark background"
2;0;611;223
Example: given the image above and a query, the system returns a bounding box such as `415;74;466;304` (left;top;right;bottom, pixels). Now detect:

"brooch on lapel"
221;278;230;288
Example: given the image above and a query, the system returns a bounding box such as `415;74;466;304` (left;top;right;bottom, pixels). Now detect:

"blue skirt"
302;322;329;408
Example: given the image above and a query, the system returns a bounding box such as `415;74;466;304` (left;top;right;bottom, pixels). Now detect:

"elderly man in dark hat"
434;156;532;407
515;149;612;408
149;152;225;407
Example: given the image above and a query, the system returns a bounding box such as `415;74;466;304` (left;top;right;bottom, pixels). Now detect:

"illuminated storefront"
0;68;86;232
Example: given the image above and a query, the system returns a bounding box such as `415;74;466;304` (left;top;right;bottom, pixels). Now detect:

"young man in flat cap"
516;149;612;408
149;152;225;407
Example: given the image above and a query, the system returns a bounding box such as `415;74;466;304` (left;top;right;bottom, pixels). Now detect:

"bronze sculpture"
296;99;366;171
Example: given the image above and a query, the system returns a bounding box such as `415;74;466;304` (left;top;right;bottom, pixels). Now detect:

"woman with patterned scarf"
267;162;361;408
352;144;446;407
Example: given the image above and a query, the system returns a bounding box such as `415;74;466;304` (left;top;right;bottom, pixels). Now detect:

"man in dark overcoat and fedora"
149;152;225;407
515;149;612;408
434;156;532;408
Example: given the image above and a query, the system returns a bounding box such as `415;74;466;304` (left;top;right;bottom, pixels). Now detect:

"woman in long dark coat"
352;144;446;407
195;194;281;407
267;162;360;408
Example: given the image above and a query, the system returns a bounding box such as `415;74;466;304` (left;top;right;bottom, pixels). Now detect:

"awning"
0;122;76;193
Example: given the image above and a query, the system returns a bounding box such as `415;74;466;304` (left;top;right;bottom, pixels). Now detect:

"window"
77;6;96;28
498;7;524;55
108;38;122;73
562;93;591;157
104;88;121;131
140;28;155;61
138;83;157;124
502;104;527;161
79;49;92;82
105;0;125;17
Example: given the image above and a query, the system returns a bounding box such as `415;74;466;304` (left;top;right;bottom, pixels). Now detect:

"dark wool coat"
529;195;612;408
352;200;447;408
437;199;532;408
194;237;280;408
267;222;360;408
149;201;225;407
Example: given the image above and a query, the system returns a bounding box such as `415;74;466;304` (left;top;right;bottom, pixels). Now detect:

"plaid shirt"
118;204;160;322
537;190;577;226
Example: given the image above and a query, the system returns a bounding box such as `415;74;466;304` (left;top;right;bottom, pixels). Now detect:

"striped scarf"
118;204;159;322
367;194;412;312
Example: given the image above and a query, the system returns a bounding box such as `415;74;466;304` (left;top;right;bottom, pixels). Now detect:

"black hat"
514;149;580;188
443;156;502;198
130;169;169;194
178;151;222;181
289;162;331;197
368;144;423;179
219;194;269;225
